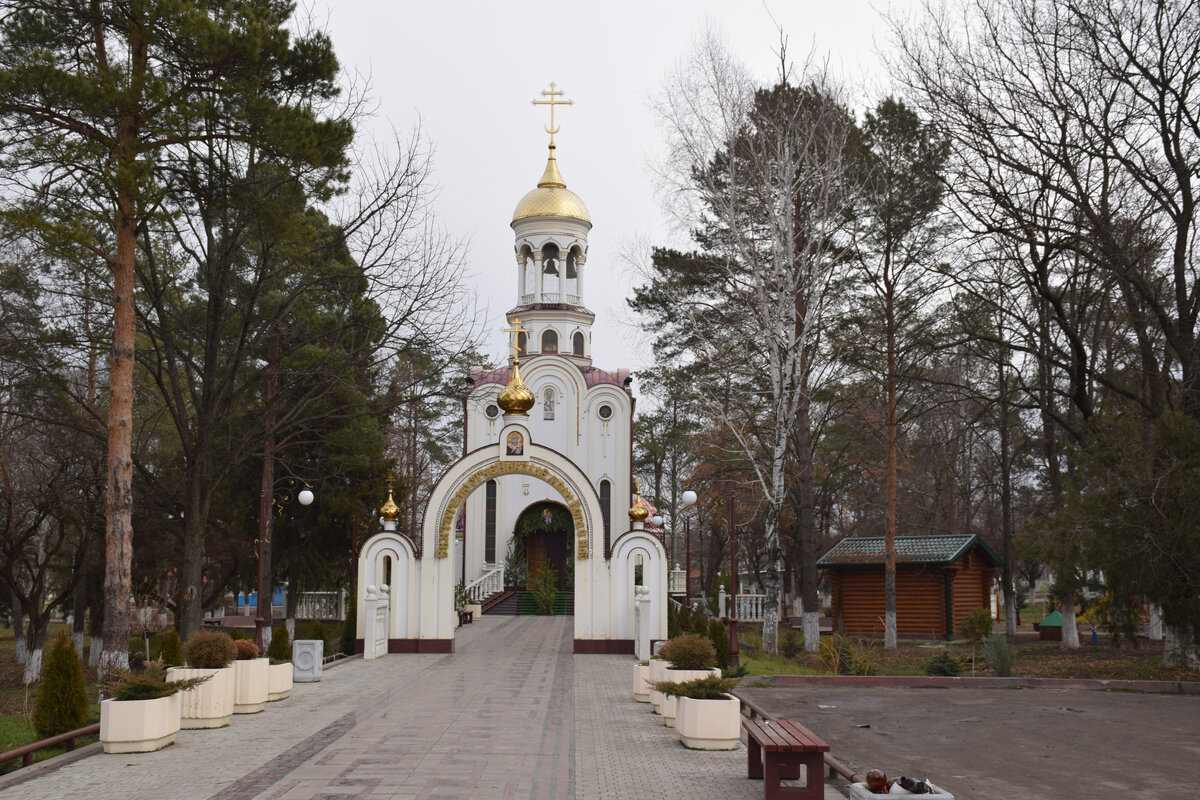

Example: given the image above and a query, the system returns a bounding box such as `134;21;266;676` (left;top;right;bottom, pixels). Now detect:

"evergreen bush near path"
33;631;89;738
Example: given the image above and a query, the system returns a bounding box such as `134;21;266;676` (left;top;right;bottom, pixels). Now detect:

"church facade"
355;90;667;654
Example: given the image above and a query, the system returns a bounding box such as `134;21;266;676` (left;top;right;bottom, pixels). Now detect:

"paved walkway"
1;617;844;800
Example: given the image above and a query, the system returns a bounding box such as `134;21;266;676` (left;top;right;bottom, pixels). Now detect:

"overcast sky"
320;1;903;378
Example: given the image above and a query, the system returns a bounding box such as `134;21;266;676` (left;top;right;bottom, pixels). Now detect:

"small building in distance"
817;534;1001;640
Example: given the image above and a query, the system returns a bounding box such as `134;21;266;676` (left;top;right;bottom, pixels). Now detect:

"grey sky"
321;1;898;376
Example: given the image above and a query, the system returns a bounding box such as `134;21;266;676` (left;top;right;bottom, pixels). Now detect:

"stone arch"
356;532;416;641
612;531;667;640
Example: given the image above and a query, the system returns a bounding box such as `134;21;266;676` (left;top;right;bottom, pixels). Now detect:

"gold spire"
537;144;566;189
380;475;400;522
497;317;535;415
628;477;649;521
512;82;591;225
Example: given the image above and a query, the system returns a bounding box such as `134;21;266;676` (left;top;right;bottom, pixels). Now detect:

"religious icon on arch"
506;431;524;455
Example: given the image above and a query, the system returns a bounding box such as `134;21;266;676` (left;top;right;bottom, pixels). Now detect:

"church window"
517;332;527;356
543;388;555;420
598;403;613;420
572;331;584;356
599;480;611;542
485;403;500;419
485;480;497;563
542;243;560;275
566;249;578;279
542;329;558;354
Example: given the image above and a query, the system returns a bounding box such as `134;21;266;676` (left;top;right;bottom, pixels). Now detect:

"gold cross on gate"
532;82;572;144
502;317;530;363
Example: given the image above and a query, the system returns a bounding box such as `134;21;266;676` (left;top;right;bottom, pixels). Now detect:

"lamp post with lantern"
255;479;314;652
680;490;697;606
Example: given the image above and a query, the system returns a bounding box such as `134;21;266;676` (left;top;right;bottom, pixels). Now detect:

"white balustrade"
735;593;766;622
465;565;504;603
519;293;535;304
296;590;345;621
669;565;687;594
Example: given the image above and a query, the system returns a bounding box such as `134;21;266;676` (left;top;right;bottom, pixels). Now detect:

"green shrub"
339;603;357;657
818;633;877;676
182;630;237;669
923;649;962;677
690;610;709;637
229;627;247;640
266;624;290;664
649;674;741;699
982;633;1015;677
660;633;716;670
454;581;470;613
159;629;183;667
234;639;259;660
33;631;89;738
531;565;558;615
779;627;803;659
309;621;331;656
107;659;207;701
959;607;994;644
708;618;730;670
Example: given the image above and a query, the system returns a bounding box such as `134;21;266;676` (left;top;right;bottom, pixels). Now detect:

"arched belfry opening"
512;501;574;593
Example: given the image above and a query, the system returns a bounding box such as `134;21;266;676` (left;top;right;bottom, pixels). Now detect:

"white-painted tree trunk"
89;636;104;667
23;648;42;685
1061;595;1080;649
1164;626;1200;670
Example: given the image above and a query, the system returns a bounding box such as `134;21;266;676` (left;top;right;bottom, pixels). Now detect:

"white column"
534;250;544;303
362;585;380;660
576;256;585;304
634;585;651;661
518;253;527;300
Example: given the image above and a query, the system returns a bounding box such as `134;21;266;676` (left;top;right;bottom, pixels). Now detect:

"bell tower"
509;82;594;366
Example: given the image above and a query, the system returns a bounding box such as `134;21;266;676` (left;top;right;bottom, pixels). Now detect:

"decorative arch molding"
356;532;417;640
611;530;668;640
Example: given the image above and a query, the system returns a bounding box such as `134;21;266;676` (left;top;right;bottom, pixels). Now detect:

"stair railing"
466;564;504;603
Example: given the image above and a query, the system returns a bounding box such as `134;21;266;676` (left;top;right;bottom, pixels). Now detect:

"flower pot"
675;694;741;750
648;659;669;713
633;663;651;702
99;693;182;754
848;780;953;799
233;657;269;714
268;662;292;701
167;665;234;729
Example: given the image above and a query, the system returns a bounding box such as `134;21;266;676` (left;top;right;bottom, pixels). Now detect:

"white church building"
355;90;668;655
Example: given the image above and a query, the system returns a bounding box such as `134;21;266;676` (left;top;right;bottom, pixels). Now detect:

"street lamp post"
255;480;314;652
681;490;697;606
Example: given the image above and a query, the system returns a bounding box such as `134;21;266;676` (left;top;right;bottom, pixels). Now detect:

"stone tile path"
1;617;844;799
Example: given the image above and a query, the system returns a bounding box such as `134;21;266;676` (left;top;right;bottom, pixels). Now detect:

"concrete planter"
99;693;182;754
292;640;323;682
661;693;679;727
648;659;669;713
467;603;482;621
849;780;952;799
167;665;234;729
675;694;740;750
233;657;269;714
633;663;651;702
660;667;716;726
267;662;293;701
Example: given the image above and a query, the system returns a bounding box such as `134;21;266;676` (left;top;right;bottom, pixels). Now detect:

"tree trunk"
796;389;820;653
22;606;48;685
884;284;898;651
1060;575;1080;650
73;571;87;659
998;358;1017;636
11;591;26;665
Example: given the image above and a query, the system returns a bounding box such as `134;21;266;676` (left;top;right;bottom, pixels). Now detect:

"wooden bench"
743;718;830;800
458;610;473;626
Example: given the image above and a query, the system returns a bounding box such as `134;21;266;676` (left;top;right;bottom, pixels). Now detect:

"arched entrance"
514;501;573;591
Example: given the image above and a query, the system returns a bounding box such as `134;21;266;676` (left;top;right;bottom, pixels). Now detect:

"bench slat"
778;720;829;752
743;719;829;753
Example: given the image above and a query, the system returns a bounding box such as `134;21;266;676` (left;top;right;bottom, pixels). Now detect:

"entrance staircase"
483;590;574;616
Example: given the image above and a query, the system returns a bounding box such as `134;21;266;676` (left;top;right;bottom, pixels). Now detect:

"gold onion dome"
512;144;591;225
497;361;535;415
379;482;401;522
628;498;650;522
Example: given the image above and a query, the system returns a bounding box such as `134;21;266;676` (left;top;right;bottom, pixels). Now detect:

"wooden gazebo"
818;534;1001;640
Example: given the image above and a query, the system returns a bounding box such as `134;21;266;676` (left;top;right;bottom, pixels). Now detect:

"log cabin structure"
818;534;1001;640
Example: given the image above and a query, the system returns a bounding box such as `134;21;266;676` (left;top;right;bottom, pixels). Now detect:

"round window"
485;404;500;419
597;403;613;420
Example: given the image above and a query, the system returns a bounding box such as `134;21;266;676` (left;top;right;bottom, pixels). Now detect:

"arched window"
543;388;555;420
542;243;560;275
541;329;558;354
517;331;527;356
599;480;611;542
566;248;578;279
572;331;585;356
485;480;497;563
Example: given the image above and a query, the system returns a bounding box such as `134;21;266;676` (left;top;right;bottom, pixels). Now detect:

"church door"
516;502;573;592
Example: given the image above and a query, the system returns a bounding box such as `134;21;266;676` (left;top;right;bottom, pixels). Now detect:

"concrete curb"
761;674;1200;694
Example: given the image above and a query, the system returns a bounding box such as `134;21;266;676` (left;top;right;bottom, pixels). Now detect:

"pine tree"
33;631;89;738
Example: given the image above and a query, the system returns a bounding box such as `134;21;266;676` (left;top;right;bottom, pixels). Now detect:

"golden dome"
628;498;649;522
497;361;535;415
512;144;591;225
380;479;400;522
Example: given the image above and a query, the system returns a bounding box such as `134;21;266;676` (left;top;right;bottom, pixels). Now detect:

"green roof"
817;534;1001;568
1040;610;1062;627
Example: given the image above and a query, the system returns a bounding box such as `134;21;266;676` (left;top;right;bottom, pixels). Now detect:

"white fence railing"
297;590;346;621
465;565;504;603
668;566;686;594
717;588;768;622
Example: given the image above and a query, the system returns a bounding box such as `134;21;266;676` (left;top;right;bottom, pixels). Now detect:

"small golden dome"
380;479;400;522
628;498;649;522
512;144;591;225
497;361;535;415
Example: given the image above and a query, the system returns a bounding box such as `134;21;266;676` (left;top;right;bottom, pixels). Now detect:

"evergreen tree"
33;630;89;738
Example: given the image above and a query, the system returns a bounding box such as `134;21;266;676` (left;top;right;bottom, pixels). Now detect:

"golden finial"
532;82;573;146
497;317;534;415
502;317;530;365
628;477;648;521
380;475;401;522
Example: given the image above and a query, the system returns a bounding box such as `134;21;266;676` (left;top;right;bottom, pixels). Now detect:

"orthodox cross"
503;317;530;364
532;82;572;145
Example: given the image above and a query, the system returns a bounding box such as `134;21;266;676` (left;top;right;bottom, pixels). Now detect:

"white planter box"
267;662;292;701
467;603;482;621
849;781;952;799
233;657;269;714
661;693;678;727
167;666;234;729
648;659;668;713
675;694;741;750
99;693;182;754
633;663;651;702
292;640;322;682
660;667;715;726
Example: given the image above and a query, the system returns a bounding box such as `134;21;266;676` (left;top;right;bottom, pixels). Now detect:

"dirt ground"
738;683;1200;797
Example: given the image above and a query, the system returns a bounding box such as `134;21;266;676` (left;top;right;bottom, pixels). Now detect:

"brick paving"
1;617;844;799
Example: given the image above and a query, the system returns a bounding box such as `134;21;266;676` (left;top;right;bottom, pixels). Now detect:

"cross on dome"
532;82;572;145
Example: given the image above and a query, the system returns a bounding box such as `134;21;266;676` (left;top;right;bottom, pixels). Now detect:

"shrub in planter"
34;630;89;738
659;634;716;670
234;639;259;660
232;640;268;714
650;675;743;750
100;660;207;754
159;629;183;667
182;631;237;669
266;624;291;663
924;649;962;677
